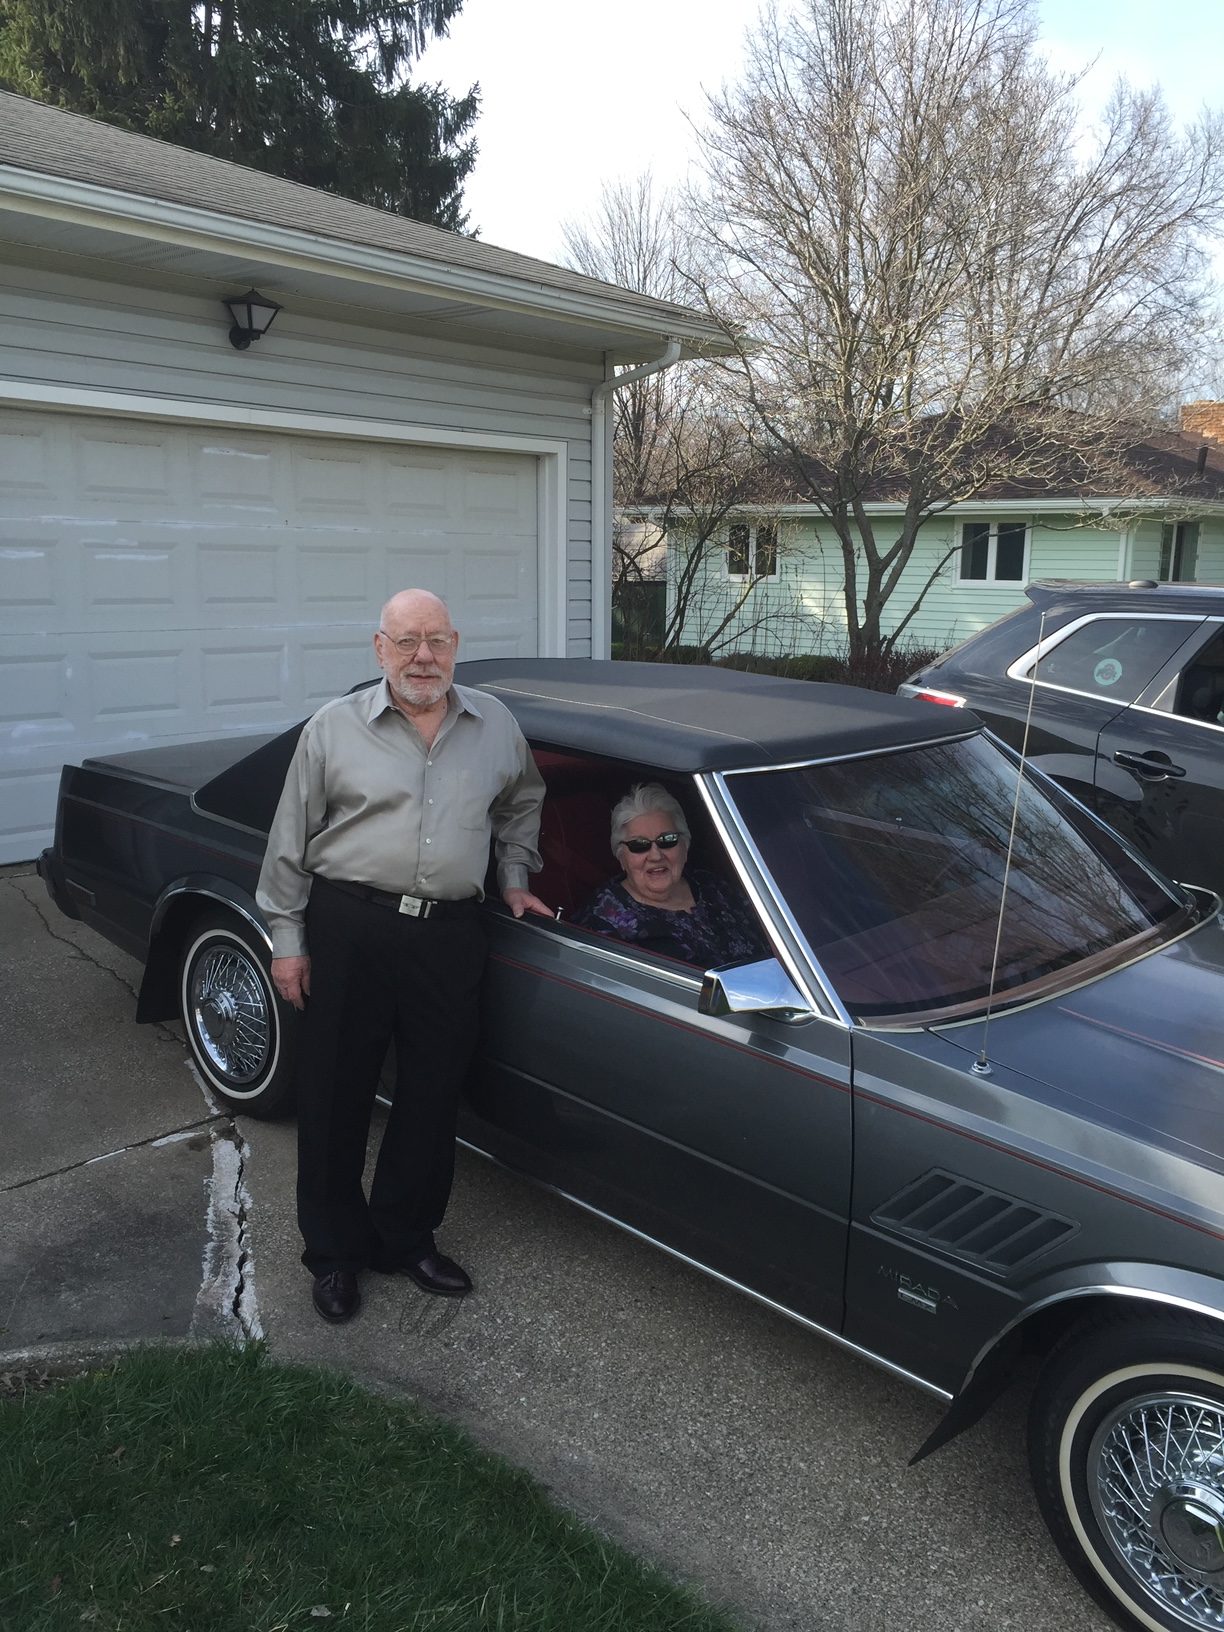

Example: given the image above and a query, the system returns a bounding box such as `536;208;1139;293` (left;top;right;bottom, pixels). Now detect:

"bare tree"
562;174;690;518
689;0;1224;662
563;175;810;656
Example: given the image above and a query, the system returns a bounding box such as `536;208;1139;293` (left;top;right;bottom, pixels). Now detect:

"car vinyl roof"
459;659;974;772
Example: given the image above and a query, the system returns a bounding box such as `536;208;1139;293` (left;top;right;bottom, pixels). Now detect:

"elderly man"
257;589;549;1324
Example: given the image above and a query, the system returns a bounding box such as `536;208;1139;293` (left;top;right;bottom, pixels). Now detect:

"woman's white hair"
609;782;690;857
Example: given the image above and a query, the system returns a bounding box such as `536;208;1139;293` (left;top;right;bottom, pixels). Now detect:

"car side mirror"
699;957;811;1021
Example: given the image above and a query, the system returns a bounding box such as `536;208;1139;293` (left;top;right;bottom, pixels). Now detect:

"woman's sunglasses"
621;832;683;854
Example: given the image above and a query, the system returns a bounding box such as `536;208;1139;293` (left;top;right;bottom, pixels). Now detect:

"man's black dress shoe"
405;1250;472;1296
312;1270;360;1323
381;1249;471;1297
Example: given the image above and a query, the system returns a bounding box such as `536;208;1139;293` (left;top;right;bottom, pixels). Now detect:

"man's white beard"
391;671;449;709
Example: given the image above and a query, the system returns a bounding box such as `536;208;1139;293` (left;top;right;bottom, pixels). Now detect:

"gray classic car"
37;659;1224;1632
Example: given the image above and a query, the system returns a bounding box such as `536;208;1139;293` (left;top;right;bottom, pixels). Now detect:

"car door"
981;610;1205;795
1095;619;1224;890
466;902;853;1333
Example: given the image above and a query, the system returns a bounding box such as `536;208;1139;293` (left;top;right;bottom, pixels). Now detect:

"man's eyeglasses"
621;832;683;854
379;630;454;655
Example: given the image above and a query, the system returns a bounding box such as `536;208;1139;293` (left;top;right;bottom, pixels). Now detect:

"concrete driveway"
0;863;1111;1632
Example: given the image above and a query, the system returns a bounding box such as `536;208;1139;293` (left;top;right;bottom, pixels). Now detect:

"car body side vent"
872;1171;1078;1274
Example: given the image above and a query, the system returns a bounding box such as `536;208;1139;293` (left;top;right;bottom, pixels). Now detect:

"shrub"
620;640;947;690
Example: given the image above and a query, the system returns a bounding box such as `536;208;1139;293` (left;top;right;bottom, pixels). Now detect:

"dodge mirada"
37;659;1224;1632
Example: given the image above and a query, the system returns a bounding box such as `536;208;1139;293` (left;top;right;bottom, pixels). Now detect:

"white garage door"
0;408;540;864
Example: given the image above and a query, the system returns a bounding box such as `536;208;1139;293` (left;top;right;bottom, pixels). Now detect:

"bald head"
379;588;453;635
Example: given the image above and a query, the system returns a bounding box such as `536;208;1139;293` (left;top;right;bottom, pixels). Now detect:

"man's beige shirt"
257;680;544;958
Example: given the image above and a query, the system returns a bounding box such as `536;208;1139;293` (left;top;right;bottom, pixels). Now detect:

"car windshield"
726;734;1188;1022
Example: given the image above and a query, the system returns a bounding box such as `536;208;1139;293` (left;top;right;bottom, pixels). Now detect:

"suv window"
1020;616;1200;703
1173;626;1224;724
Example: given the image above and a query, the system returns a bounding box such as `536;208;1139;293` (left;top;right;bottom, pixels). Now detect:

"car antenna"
970;609;1049;1077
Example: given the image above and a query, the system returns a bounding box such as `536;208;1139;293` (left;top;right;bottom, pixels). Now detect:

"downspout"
589;337;683;658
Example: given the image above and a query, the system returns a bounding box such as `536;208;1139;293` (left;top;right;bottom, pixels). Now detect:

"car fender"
911;1261;1224;1463
136;875;270;1023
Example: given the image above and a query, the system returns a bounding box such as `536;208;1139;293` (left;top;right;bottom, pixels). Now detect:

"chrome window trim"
717;729;980;777
704;734;983;1027
699;771;851;1026
1004;610;1215;703
914;904;1215;1032
454;1134;952;1402
1112;695;1224;736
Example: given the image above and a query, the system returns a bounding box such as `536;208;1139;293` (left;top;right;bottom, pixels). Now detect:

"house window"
1159;521;1199;582
958;520;1028;583
727;522;779;579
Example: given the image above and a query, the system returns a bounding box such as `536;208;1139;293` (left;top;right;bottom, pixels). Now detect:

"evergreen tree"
0;0;478;230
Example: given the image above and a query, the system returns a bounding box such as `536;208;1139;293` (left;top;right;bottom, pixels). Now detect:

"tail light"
898;683;968;708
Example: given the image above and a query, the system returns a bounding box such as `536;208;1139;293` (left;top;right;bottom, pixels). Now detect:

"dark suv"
901;580;1224;895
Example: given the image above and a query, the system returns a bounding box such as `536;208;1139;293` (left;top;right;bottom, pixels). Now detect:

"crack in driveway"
1;1115;224;1192
193;1117;262;1342
16;880;181;1045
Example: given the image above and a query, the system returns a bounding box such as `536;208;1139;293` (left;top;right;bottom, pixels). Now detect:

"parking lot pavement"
0;864;1113;1632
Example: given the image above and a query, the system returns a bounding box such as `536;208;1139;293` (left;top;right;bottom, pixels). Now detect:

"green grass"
0;1344;739;1632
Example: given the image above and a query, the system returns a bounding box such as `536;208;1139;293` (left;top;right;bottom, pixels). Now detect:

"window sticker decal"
1093;657;1123;687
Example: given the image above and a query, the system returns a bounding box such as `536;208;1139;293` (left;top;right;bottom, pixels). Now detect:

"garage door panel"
299;545;379;608
76;425;175;499
192;435;280;509
301;641;377;708
84;539;183;613
197;543;282;610
1;536;60;624
90;646;191;721
0;420;55;492
384;548;450;601
1;653;66;728
0;767;63;860
292;445;379;513
460;550;531;605
201;643;290;713
384;449;450;515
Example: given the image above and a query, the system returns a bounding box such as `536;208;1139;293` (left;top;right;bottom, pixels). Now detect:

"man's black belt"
318;876;478;919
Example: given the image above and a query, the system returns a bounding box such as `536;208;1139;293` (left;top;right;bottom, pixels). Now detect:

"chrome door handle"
1112;750;1187;781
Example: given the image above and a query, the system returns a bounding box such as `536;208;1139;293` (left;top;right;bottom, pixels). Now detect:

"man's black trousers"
295;877;487;1276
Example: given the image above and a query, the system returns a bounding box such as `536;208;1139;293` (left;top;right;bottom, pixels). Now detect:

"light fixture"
223;288;282;350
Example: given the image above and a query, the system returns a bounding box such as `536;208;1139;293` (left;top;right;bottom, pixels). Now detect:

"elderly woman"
573;782;765;968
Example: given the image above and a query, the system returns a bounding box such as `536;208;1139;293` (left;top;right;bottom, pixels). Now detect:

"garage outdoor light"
222;288;282;350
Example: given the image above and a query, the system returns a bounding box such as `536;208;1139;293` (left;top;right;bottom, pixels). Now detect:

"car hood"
932;915;1224;1174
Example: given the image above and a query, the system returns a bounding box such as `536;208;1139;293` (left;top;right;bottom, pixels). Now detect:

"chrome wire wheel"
189;942;270;1085
1089;1390;1224;1629
1033;1319;1224;1632
177;912;296;1117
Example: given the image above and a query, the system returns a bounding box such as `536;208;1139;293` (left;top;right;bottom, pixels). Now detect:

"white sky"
416;0;1224;265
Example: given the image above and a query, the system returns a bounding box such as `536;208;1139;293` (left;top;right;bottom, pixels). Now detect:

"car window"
1172;627;1224;725
726;736;1186;1021
529;751;765;969
1022;616;1200;703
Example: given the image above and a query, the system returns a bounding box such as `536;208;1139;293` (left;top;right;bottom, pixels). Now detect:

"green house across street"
656;405;1224;657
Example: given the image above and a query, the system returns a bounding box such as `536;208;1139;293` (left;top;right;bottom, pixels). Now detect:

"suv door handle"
1112;749;1187;781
